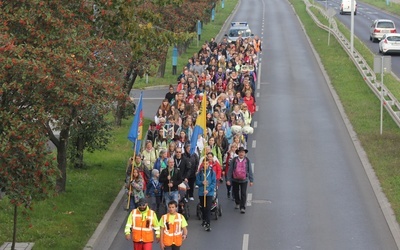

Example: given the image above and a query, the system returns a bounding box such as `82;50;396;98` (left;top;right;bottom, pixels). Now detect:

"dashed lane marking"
242;234;249;250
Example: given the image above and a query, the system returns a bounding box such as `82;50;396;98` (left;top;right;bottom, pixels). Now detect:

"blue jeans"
164;190;179;208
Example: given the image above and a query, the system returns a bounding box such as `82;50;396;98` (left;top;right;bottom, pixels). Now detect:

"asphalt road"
318;0;400;77
107;0;399;249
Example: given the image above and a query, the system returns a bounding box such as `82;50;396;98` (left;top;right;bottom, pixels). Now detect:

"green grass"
0;118;138;249
361;0;400;16
290;0;400;219
0;1;238;249
133;0;237;89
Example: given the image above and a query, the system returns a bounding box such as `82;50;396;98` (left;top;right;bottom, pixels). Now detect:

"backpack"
233;157;247;180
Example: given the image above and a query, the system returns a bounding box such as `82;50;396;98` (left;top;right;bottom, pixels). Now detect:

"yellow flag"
196;94;207;131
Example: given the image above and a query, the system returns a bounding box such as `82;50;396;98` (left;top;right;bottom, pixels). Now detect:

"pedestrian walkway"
0;243;34;250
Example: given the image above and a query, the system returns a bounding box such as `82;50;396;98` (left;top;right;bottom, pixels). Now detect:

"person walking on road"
196;153;217;231
125;198;160;250
159;200;188;250
159;158;183;209
183;143;199;201
226;147;254;214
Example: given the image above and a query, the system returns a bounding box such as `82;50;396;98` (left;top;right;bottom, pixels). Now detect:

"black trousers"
187;176;196;197
199;195;213;224
232;181;248;209
164;244;180;250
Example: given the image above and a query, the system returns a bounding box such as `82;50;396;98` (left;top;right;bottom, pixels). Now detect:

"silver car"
370;19;397;42
379;33;400;54
225;22;253;43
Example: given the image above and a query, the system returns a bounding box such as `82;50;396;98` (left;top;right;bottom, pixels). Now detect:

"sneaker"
235;204;240;209
240;208;246;214
201;221;206;227
195;185;199;189
189;197;194;201
204;224;211;231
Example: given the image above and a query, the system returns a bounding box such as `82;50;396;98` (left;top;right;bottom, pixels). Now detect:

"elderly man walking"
159;158;183;209
226;147;254;214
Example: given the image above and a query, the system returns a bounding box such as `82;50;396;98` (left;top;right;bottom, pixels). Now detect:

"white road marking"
247;193;252;207
251;163;254;174
252;140;256;148
242;234;249;250
253;121;257;128
256;92;260;98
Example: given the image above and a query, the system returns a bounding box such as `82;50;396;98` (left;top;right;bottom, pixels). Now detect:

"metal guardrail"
304;0;400;128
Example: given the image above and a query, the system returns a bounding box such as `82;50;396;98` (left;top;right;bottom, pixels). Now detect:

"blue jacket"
146;178;162;197
196;167;216;197
153;158;168;172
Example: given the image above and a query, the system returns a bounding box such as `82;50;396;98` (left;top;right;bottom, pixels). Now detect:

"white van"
340;0;357;15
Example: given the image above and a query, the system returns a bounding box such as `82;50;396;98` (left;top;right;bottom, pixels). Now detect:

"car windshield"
229;29;251;37
387;36;400;42
377;22;395;28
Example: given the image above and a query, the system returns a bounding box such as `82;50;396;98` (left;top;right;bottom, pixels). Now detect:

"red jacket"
243;96;256;115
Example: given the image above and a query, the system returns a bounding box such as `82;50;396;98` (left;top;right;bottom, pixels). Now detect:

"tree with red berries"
0;0;125;193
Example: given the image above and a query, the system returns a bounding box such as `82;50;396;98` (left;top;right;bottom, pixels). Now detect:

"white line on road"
242;234;249;250
246;193;252;207
251;163;254;174
252;140;256;148
253;121;257;128
256;92;260;98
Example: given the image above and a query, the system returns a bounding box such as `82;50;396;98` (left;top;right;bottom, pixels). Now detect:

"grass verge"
290;0;400;220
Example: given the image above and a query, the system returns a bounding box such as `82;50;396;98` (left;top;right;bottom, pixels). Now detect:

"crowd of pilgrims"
125;35;260;211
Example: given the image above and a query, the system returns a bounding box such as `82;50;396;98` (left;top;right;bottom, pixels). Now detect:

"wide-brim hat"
235;146;248;154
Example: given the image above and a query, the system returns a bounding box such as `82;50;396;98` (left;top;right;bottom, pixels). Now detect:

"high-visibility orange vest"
254;39;261;53
161;213;183;246
131;209;157;243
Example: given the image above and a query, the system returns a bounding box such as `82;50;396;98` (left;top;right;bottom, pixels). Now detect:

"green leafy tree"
94;0;197;125
68;105;113;169
0;93;58;248
1;0;124;192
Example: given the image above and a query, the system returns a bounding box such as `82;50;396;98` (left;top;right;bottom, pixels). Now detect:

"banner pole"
126;139;138;210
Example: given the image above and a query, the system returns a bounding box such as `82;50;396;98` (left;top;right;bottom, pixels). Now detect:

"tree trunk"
56;128;69;192
157;58;166;78
12;204;17;250
74;135;85;169
115;70;138;126
114;98;124;127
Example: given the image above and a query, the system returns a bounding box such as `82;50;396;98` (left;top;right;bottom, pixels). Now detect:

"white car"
370;19;397;42
340;0;357;15
225;22;253;43
379;33;400;54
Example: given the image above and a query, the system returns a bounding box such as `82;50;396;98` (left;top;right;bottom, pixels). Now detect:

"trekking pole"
203;151;207;207
168;168;171;195
126;139;138;210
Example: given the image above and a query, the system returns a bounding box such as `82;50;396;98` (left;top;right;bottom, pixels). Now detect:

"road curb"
291;1;400;248
83;186;126;250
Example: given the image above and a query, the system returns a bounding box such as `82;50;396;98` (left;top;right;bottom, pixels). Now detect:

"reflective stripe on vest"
162;213;183;246
131;209;155;242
